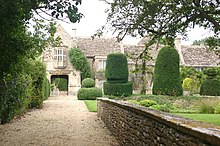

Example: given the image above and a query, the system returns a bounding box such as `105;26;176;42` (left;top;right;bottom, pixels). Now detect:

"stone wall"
97;98;220;146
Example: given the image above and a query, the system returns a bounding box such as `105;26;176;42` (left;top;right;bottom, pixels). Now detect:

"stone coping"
98;98;220;146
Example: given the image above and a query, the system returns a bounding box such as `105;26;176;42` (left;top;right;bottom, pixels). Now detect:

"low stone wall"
97;98;220;146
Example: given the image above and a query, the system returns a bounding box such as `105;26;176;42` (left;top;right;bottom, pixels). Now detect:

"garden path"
0;96;119;146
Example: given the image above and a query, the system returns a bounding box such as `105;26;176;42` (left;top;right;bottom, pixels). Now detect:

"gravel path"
0;96;119;146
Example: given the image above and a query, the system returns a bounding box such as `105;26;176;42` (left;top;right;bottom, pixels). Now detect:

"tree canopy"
0;0;82;76
103;0;219;46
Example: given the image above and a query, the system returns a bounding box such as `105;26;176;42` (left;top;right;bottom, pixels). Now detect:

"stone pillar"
68;71;81;95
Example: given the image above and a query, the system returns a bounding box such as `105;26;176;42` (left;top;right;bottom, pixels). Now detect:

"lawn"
176;113;220;126
84;100;97;112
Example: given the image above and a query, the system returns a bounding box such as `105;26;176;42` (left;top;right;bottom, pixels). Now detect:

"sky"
59;0;214;45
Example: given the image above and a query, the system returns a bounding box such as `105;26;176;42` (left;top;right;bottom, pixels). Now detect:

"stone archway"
51;75;68;95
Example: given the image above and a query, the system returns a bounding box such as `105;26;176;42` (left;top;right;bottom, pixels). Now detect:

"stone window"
98;60;106;70
54;48;66;68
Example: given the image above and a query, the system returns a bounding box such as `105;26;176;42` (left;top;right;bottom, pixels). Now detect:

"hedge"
105;53;128;83
103;81;133;96
43;77;50;100
0;59;48;124
200;79;220;96
82;78;95;88
152;46;183;96
77;87;102;100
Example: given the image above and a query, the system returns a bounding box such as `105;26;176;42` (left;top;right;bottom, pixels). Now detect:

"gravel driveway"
0;96;119;146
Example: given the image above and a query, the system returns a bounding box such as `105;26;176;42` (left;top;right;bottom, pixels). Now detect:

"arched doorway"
51;75;68;95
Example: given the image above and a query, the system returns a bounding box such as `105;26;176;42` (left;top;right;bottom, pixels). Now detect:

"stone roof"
181;45;219;67
125;43;219;67
75;37;122;57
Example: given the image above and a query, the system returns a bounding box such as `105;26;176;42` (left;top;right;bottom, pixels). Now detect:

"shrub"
182;78;193;91
105;53;128;83
139;99;157;107
28;60;46;109
203;68;218;79
152;46;183;96
200;79;220;96
56;78;68;91
127;100;140;105
43;77;50;100
199;99;217;114
69;48;92;80
82;78;95;88
104;81;133;96
0;74;32;124
214;103;220;114
77;87;102;100
182;77;200;94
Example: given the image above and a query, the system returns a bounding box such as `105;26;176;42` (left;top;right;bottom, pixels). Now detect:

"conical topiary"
152;46;183;96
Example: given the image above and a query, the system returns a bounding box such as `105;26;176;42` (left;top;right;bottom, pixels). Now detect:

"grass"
84;100;97;112
176;113;220;126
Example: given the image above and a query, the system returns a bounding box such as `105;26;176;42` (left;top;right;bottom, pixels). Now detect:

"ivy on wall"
69;48;91;80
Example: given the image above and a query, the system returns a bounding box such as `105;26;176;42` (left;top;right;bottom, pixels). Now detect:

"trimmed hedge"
104;81;133;96
82;78;95;88
77;87;102;100
200;79;220;96
200;68;220;96
203;68;218;79
105;53;128;83
152;46;183;96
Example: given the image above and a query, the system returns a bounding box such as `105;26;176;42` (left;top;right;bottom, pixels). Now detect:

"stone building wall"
43;24;81;95
97;98;220;146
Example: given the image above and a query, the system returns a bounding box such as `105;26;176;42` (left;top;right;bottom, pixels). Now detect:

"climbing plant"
69;48;92;80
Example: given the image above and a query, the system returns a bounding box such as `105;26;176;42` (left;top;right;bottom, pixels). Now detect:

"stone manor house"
42;24;219;95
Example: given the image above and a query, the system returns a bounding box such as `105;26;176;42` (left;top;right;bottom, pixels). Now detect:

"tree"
0;0;82;124
0;0;82;77
101;0;219;51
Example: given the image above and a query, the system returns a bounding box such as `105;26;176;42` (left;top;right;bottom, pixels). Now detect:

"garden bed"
122;94;220;126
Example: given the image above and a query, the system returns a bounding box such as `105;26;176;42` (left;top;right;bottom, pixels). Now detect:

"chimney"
174;37;185;65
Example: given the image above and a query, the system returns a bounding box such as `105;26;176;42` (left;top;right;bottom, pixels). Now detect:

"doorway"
51;75;68;95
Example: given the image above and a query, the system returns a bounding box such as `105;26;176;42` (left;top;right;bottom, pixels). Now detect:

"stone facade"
98;98;220;146
42;25;81;95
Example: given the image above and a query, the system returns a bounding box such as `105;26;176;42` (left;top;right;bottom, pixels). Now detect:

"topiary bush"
82;78;95;88
104;81;132;96
152;46;183;96
200;79;220;96
77;87;102;100
203;68;218;79
104;53;132;96
200;68;220;96
105;53;128;83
